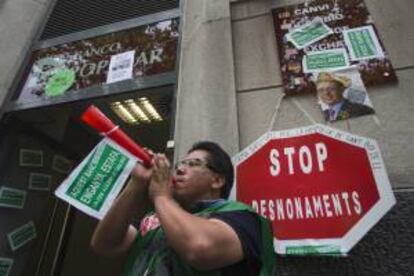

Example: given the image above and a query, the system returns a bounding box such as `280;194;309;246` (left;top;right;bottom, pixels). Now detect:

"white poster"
106;50;135;84
55;138;137;219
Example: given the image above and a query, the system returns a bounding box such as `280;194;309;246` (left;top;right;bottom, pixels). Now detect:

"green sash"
123;200;276;276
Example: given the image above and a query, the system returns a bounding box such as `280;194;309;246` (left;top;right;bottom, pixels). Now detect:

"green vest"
123;200;276;276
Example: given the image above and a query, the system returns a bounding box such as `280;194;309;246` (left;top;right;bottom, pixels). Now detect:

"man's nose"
175;165;185;175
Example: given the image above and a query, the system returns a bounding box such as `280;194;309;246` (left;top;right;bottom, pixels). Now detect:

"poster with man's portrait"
313;68;375;122
272;0;398;96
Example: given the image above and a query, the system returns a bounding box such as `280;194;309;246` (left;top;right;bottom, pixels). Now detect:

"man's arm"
154;196;244;270
91;163;151;257
149;154;244;270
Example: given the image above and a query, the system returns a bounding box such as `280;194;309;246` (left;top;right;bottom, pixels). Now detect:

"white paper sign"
55;138;137;219
106;50;135;84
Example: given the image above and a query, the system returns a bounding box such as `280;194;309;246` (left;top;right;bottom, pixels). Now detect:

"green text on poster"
65;144;129;211
344;26;384;60
303;49;349;72
286;245;341;256
288;21;332;49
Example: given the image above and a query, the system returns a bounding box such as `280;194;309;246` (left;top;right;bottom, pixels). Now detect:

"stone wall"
0;0;53;112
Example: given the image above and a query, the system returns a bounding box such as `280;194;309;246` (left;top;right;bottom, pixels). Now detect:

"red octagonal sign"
232;125;395;255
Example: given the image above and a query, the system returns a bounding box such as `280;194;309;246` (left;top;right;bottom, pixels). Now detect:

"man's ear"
211;174;225;191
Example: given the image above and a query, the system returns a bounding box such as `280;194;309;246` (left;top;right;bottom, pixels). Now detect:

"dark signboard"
17;18;178;102
272;0;397;96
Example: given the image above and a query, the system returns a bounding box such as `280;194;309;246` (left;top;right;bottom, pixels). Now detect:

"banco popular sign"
18;18;178;103
232;124;395;255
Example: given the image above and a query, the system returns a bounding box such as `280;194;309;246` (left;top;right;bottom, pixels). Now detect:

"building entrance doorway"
0;85;174;276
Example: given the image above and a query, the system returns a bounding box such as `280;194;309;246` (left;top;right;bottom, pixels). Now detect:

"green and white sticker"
286;19;333;49
0;187;26;209
7;221;37;251
286;245;343;256
52;155;73;174
343;25;385;61
29;173;52;191
303;48;350;73
19;149;43;167
55;138;137;219
45;68;75;97
0;258;13;276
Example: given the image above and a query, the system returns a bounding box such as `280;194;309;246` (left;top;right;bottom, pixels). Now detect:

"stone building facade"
0;0;413;275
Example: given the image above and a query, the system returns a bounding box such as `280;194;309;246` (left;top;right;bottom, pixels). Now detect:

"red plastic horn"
81;105;152;168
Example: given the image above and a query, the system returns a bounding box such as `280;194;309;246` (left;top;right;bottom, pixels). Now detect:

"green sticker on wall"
7;221;37;251
45;68;75;97
0;258;13;276
0;187;26;209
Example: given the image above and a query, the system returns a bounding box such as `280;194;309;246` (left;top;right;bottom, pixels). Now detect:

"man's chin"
171;190;185;203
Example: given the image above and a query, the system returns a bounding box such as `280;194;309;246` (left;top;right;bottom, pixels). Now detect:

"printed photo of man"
315;70;375;122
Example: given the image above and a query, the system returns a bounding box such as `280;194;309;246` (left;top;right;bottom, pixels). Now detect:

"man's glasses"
174;158;212;171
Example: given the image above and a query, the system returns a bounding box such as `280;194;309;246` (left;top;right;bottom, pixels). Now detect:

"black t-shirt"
209;211;262;276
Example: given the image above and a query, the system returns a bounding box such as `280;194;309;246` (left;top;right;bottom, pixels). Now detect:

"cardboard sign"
0;187;26;209
0;258;13;276
7;222;37;251
232;124;395;255
29;173;52;191
55;138;137;219
19;149;43;167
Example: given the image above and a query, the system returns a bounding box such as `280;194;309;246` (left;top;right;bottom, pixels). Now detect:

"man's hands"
91;151;175;258
149;154;173;201
129;153;173;202
130;148;154;184
130;161;153;183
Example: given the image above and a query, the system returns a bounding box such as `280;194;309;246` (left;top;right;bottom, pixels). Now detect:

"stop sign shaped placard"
232;124;395;255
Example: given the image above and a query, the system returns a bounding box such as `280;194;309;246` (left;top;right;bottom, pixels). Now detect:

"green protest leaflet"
19;149;43;167
303;49;350;73
7;222;37;251
55;138;137;219
344;25;384;61
29;173;52;191
286;19;333;49
0;187;26;209
286;245;342;256
52;155;73;174
0;258;13;276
